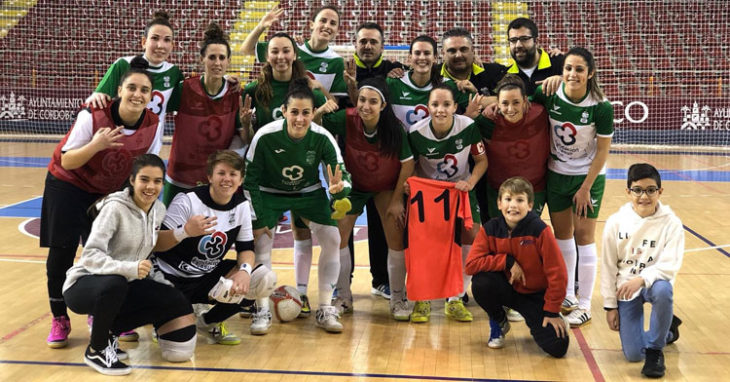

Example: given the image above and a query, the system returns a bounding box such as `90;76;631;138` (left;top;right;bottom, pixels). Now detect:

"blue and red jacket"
465;211;567;315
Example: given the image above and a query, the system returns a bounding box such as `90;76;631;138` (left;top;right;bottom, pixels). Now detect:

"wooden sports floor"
1;141;729;381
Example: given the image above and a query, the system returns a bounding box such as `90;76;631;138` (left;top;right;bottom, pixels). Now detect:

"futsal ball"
269;285;303;322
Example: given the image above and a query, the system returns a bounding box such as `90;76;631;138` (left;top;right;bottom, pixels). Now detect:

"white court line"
18;218;39;239
685;244;730;253
0;259;371;269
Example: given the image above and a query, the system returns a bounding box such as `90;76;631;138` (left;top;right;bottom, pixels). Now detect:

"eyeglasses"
508;36;533;44
629;187;659;196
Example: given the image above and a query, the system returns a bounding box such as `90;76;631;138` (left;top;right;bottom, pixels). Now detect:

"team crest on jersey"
282;165;304;181
319;62;328;72
580;110;589;124
197;231;228;259
455;138;463;150
406;104;429;125
163;76;171;88
555;122;577;145
272;106;284;120
305;150;316;165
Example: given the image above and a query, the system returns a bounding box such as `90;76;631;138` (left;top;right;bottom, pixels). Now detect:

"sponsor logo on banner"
0;91;83;121
680;102;711;130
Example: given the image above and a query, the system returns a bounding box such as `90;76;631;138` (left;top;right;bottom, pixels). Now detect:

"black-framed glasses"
508;36;533;44
629;186;659;196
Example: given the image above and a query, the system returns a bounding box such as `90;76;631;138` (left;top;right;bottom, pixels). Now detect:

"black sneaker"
110;335;128;361
84;343;131;375
641;348;665;378
667;315;682;345
239;301;256;318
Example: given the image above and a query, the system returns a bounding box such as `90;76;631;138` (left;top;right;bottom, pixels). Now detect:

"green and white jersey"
94;55;183;154
408;114;485;182
244;119;352;217
244;79;327;132
532;84;614;176
255;41;347;97
387;74;471;130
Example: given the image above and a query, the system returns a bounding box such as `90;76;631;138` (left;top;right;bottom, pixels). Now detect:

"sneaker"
371;284;392;300
239;303;256;318
110;335;129;361
118;330;139;342
561;297;578;314
667;315;682;345
332;296;354;315
47;316;71;349
505;307;525;322
198;317;241;345
641;348;666;378
445;300;473;322
566;308;591;327
390;299;411;321
84;343;131;376
298;295;312;318
250;310;272;335
330;198;352;220
315;306;343;333
487;318;511;349
410;301;431;323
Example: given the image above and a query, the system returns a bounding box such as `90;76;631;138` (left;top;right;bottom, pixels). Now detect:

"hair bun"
153;10;170;22
290;77;310;90
129;55;150;71
204;21;227;42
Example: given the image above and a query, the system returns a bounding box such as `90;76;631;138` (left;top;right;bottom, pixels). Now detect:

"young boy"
466;177;569;357
601;163;684;378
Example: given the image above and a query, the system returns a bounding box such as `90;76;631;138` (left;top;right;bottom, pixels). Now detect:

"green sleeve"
255;42;268;63
594;101;615;136
243;141;265;219
323;137;351;199
399;128;413;161
321;109;346;136
166;80;184;112
445;80;473;110
529;85;547;104
466;123;483;145
474;114;496;139
313;89;327;107
94;58;130;97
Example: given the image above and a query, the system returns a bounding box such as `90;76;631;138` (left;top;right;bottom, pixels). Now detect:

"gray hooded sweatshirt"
63;189;171;293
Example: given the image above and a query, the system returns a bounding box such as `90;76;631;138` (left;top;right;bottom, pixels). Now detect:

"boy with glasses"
600;163;684;378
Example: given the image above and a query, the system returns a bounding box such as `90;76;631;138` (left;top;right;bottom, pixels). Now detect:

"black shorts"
163;259;238;304
40;172;102;248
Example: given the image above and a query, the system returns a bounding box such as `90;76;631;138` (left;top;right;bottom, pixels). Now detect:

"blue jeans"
617;280;674;362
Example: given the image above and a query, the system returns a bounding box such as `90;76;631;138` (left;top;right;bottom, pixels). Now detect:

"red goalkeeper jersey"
404;177;473;300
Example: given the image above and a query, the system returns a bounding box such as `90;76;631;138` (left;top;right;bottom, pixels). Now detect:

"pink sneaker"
118;330;139;342
47;316;71;348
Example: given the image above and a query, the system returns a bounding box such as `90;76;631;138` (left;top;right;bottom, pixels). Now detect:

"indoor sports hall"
1;0;728;380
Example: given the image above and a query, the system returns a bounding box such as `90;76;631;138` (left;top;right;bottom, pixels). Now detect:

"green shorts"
348;189;376;216
486;187;546;220
546;170;605;219
468;189;481;224
253;188;336;229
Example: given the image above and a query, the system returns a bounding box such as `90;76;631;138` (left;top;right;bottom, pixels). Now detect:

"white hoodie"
601;202;684;309
63;189;171;293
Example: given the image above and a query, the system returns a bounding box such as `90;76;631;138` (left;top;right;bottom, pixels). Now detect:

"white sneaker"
565;308;591;327
250;310;272;335
504;307;525;322
390;299;411;321
561;297;578;314
315;306;343;333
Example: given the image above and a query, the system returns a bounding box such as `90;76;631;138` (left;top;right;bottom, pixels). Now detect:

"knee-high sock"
336;247;352;299
294;239;313;295
310;222;341;307
577;243;598;310
387;249;406;301
461;244;472;298
254;232;274;312
557;238;577;300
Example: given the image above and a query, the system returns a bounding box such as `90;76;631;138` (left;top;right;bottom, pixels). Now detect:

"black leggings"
46;246;78;317
64;275;193;351
471;272;569;358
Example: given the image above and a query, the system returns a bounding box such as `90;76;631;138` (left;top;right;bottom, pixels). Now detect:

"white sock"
254;230;274;270
255;298;270;313
461;244;472;298
336;247;352;299
294;239;312;295
310;222;341;307
577;243;598;310
387;249;406;301
557;238;577;300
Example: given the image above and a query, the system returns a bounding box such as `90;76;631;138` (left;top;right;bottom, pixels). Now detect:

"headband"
359;85;385;102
